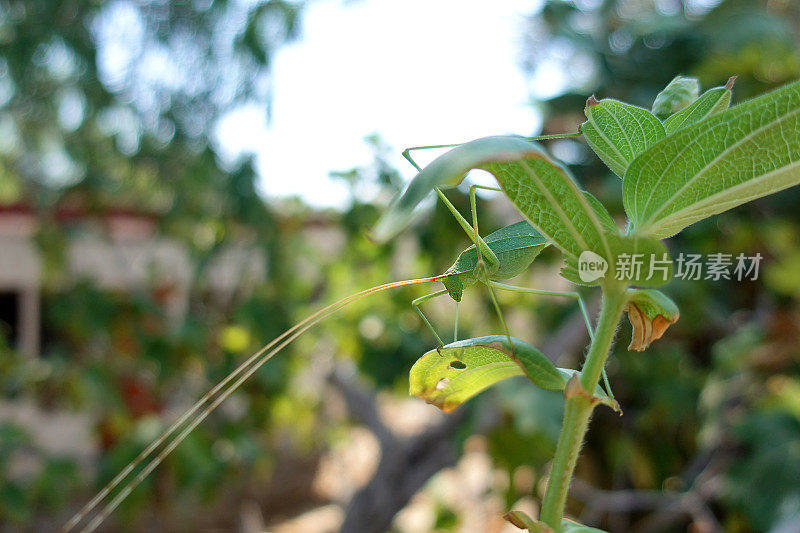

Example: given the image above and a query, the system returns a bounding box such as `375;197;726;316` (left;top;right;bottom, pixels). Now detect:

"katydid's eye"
449;360;467;370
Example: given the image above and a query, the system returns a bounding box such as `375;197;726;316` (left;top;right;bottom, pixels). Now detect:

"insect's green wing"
625;79;800;239
439;221;548;301
409;335;564;412
580;98;666;178
663;78;734;134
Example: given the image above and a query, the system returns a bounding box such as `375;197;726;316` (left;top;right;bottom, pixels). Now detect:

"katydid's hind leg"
488;281;594;337
412;290;449;347
487;281;616;400
453;300;459;342
484;281;515;353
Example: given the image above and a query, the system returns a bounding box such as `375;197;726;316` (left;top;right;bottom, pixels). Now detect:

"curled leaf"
371;135;543;243
624;289;679;351
561;373;621;413
651;75;700;119
409;335;563;412
371;136;616;275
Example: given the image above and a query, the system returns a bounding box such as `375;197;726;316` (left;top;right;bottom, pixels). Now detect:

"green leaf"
582;191;618;233
371;136;615;262
439;221;549;301
580;98;666;178
651;75;700;119
663;76;735;134
624;289;680;351
374;135;668;286
409;335;563;412
559;233;672;287
371;136;542;243
625;79;800;239
561;519;609;533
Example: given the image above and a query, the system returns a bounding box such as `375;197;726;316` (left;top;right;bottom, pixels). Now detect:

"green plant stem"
539;285;627;529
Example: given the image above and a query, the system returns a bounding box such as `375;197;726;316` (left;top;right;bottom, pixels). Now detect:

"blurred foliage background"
1;0;799;532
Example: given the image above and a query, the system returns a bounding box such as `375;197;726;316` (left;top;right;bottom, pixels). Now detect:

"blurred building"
0;204;266;357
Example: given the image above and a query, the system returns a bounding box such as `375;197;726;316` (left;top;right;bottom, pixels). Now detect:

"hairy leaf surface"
374;136;668;285
581;98;666;178
663;77;734;134
625;79;800;239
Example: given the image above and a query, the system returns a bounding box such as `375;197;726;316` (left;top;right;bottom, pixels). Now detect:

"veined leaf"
580;98;666;178
652;75;700;119
625;79;800;239
438;221;549;301
372;136;616;262
409;335;563;412
663;76;735;134
410;336;620;413
582;191;619;233
560;233;672;287
373;136;668;286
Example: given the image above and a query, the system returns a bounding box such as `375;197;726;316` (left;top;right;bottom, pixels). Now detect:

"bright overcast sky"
215;0;550;208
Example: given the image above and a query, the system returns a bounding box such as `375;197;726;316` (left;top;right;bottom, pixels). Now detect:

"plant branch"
539;285;627;529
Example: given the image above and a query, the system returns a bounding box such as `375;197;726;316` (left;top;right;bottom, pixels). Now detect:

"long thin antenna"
64;276;436;533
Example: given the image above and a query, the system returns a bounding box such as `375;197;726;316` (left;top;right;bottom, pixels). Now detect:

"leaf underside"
663;84;731;134
581;99;666;178
409;335;564;412
375;135;669;286
410;336;617;413
625;79;800;239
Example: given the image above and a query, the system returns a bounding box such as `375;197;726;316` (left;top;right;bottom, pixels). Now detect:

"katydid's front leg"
468;183;516;349
488;280;616;400
412;290;462;345
412;290;448;347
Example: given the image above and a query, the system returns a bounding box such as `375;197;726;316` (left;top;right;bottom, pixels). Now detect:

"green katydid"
63;134;597;533
400;139;616;396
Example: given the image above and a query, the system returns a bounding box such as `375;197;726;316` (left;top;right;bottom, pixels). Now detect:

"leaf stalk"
539;284;627;529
